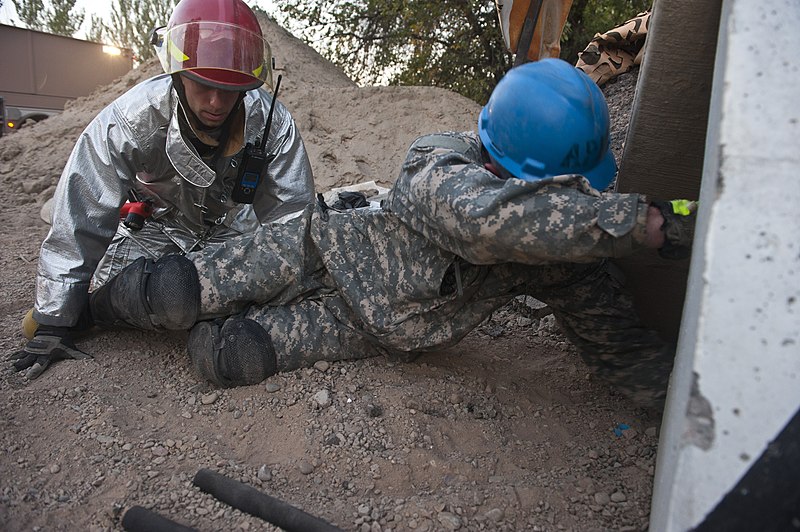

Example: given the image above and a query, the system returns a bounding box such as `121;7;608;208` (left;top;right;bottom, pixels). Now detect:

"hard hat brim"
581;147;617;191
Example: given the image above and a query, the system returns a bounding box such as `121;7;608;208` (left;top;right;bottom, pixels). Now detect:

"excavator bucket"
495;0;573;63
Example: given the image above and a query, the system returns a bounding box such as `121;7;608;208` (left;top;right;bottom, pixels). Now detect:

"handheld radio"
231;75;283;204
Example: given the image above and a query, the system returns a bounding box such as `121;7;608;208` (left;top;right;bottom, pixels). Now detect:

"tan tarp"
576;11;651;86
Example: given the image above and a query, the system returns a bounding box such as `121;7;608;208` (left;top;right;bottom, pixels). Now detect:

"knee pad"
188;318;277;388
90;255;200;330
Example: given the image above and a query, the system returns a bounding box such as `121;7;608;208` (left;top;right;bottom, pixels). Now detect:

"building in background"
0;23;133;135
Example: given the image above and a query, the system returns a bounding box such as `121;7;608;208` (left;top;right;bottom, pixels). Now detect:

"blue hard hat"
478;58;617;190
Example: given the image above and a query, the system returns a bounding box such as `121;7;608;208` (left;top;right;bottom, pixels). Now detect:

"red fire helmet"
152;0;272;91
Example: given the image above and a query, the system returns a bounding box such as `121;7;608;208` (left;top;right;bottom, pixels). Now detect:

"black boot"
188;317;277;388
90;255;200;330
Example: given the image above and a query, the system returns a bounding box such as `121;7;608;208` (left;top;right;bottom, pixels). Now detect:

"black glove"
8;326;92;380
651;199;698;260
331;191;369;210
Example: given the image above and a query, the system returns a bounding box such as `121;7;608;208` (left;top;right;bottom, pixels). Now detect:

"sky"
0;0;279;39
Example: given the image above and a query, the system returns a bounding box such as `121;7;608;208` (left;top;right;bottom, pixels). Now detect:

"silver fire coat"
34;74;314;327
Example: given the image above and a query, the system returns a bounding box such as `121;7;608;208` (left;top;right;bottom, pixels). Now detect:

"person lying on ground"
11;59;696;411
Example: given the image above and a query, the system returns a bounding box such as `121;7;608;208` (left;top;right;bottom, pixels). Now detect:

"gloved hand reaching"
8;326;92;379
651;199;698;260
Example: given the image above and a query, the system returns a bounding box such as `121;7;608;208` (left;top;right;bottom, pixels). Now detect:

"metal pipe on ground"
193;468;343;532
121;505;198;532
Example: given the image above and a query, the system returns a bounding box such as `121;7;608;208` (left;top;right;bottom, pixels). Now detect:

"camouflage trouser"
94;208;671;407
200;248;671;408
90;220;245;293
525;260;672;408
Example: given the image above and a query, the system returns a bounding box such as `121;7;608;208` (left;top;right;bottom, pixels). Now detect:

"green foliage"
45;0;83;37
11;0;84;36
86;14;105;43
278;0;512;105
90;0;176;62
12;0;45;31
277;0;651;104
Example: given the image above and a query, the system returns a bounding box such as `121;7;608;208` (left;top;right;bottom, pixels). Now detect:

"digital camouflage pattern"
185;131;672;408
576;11;651;86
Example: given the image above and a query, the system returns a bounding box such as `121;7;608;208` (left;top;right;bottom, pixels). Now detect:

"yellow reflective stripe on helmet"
252;64;263;79
167;37;189;63
669;199;694;216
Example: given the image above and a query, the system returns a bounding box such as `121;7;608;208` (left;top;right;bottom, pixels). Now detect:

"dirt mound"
0;16;481;211
0;16;655;532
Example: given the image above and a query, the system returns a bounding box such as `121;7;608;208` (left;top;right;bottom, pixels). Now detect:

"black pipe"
192;468;343;532
121;505;198;532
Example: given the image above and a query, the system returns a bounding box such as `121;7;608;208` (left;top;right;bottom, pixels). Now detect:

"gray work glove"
8;326;92;379
651;199;698;260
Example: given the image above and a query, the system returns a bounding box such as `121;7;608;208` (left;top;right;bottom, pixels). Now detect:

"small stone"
437;511;461;530
49;464;60;474
201;392;219;405
365;403;383;418
645;426;658;438
180;412;192;419
484;508;504;522
265;383;281;393
151;446;168;457
257;465;272;481
313;361;330;372
298;460;314;475
610;491;627;503
594;492;610;506
313;389;331;408
622;427;639;440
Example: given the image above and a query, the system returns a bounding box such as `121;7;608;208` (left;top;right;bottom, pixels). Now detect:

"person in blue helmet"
16;58;697;410
178;58;696;410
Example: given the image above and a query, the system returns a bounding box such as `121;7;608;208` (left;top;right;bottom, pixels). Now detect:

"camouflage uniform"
189;132;672;407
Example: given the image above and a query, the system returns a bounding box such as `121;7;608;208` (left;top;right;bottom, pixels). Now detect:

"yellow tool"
22;308;38;340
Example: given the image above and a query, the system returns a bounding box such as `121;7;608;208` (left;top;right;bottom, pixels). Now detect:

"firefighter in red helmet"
12;0;315;379
155;0;273;91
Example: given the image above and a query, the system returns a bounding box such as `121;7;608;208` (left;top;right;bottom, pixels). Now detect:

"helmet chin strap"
172;73;244;135
172;74;245;166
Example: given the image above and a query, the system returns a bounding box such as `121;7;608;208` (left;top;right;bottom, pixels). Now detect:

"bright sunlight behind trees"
88;0;176;62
